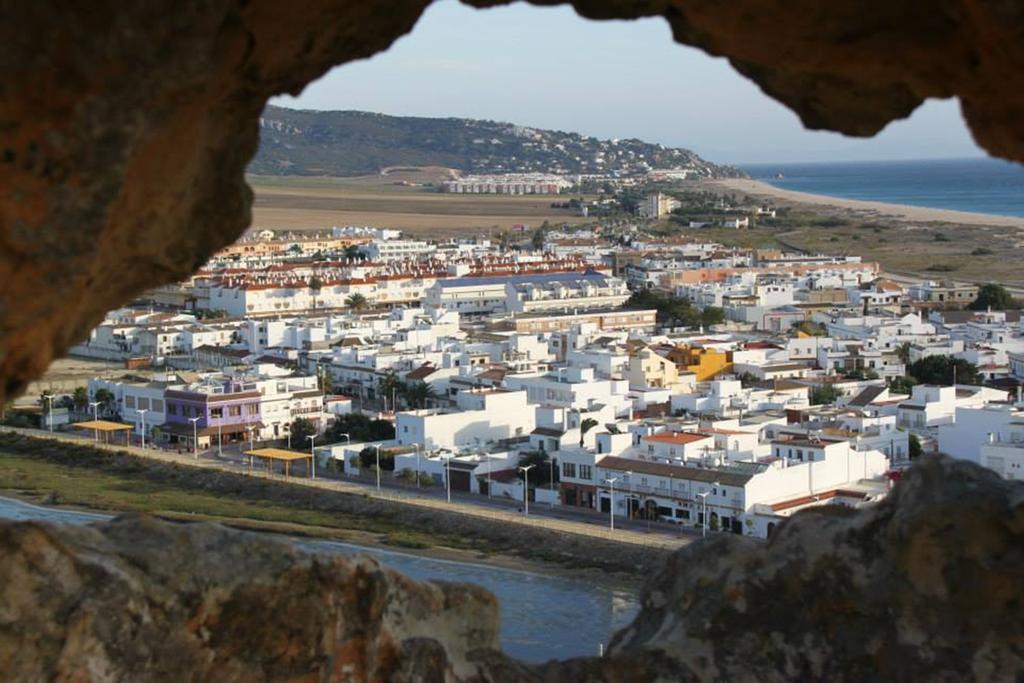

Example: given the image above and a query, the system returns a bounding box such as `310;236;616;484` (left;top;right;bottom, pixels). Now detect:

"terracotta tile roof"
643;431;712;445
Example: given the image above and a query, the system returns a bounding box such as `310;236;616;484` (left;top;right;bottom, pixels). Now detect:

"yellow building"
629;347;680;389
666;345;732;382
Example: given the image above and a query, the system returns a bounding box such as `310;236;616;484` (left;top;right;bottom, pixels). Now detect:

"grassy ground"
776;222;1018;283
0;433;664;577
248;173;593;236
0;447;448;550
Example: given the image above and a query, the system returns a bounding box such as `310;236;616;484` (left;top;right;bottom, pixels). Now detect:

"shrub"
971;247;994;256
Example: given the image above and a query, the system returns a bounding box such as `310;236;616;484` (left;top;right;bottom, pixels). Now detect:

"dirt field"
19;358;127;407
248;171;592;236
688;179;1024;286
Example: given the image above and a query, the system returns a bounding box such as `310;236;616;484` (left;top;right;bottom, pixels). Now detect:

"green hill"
253;105;743;178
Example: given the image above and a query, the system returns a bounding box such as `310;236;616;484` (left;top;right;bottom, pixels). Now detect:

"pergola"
243;447;313;478
71;420;134;445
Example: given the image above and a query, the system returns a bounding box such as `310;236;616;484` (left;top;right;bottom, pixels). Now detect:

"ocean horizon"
741;157;1024;218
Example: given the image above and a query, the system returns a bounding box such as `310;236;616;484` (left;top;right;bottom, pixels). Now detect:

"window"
125;396;136;409
138;398;150;410
246;403;259;415
151;399;163;413
229;405;241;417
579;464;592;480
562;462;577;478
168;404;177;416
211;407;223;419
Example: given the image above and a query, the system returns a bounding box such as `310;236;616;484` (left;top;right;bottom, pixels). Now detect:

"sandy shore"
710;178;1024;228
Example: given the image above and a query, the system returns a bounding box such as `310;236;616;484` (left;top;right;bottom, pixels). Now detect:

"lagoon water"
742;158;1024;217
0;496;638;663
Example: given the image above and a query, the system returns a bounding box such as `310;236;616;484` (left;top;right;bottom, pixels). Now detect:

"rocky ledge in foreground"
0;455;1021;682
0;514;510;682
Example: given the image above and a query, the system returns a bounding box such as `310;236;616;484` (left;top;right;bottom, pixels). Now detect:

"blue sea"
742;158;1024;217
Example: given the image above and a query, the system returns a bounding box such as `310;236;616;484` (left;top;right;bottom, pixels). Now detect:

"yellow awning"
244;447;312;462
71;420;134;432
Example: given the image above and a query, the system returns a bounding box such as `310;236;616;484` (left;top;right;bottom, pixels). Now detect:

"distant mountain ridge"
253;105;744;178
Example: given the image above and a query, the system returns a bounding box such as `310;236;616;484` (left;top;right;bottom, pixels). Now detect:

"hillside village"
22;213;1024;541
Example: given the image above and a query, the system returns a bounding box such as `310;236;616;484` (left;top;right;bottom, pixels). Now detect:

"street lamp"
137;408;148;449
188;416;201;459
444;454;453;503
412;443;421;488
88;401;101;442
697;491;710;538
626;470;633;520
307;434;317;480
518;464;535;516
605;477;618;530
372;444;382;491
217;419;223;457
42;394;54;432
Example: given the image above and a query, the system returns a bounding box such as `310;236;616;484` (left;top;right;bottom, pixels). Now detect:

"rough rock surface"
588;455;1024;682
0;456;1019;681
3;0;1024;400
0;514;504;682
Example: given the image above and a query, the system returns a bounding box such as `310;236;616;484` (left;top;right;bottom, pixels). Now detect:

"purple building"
164;379;262;449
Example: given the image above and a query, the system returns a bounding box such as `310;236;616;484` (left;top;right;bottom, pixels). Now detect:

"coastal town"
14;187;1022;544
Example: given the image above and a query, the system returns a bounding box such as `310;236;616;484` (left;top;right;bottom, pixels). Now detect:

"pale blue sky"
273;0;982;165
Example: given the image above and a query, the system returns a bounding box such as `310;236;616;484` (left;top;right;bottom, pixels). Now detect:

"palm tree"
378;371;404;411
402;381;437;409
579;417;599;447
345;292;368;311
94;388;115;416
895;342;912;365
72;387;88;411
308;276;323;310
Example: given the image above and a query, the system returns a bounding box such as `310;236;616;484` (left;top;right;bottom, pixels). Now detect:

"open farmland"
248;172;592;237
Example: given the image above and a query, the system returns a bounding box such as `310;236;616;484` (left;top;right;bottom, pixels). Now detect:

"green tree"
517;450;557;487
377;371;404;409
700;306;725;327
308;276;323;310
288;417;316;446
810;384;842;406
326;412;395;443
94;388;115;414
345;292;368;311
907;356;980;385
531;221;549;251
72;386;88;411
968;283;1018;311
888;376;916;395
402;381;437;409
359;446;395;471
895;342;912;365
579;417;599;447
909;433;923;460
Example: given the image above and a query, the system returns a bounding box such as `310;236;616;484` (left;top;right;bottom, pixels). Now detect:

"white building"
937;403;1024;481
394;389;535;451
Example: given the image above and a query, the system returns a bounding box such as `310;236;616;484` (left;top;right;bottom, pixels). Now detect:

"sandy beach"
710;178;1024;228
